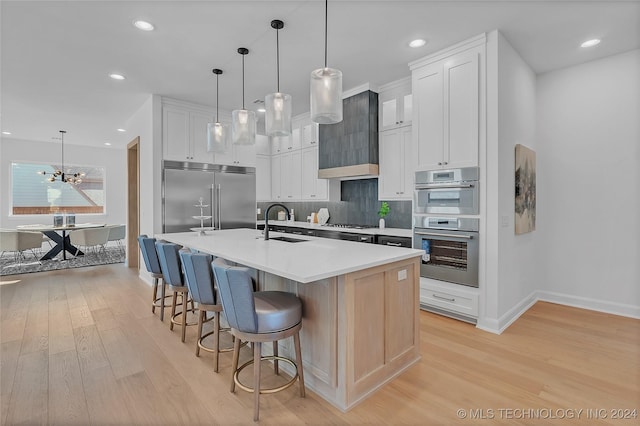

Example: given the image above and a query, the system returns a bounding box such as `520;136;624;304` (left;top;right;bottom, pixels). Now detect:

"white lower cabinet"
378;126;413;200
420;279;479;321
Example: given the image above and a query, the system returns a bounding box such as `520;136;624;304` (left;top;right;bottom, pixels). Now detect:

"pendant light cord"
324;0;328;68
216;74;219;122
276;27;280;92
241;54;245;110
60;130;65;178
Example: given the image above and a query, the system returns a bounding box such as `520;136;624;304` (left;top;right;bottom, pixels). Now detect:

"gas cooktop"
322;223;378;229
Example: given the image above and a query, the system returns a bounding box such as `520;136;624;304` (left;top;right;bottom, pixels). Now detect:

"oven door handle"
415;183;475;190
414;231;474;240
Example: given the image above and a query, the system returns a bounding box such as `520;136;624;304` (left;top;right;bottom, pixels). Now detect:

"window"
11;162;105;215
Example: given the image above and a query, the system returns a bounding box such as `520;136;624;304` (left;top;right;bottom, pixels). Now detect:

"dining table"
16;223;106;261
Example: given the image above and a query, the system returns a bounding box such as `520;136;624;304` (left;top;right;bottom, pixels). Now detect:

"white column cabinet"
378;126;413;200
411;43;482;170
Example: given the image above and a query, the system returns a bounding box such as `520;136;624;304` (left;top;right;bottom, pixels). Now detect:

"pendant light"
232;47;256;145
265;19;292;137
310;0;343;124
207;68;230;153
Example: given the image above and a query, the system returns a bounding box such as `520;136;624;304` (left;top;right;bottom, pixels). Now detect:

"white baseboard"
478;290;640;334
537;291;640;319
477;291;538;335
138;269;154;287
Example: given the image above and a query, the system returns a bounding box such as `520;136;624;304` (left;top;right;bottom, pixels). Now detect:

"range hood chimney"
318;90;378;179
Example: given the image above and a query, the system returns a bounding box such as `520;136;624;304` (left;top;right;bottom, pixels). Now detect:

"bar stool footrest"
170;309;198;327
233;356;299;394
197;328;247;354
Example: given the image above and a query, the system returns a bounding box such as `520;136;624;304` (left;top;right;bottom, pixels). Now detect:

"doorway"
127;137;140;268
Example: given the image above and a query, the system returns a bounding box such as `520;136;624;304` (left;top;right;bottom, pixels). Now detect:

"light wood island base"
259;256;421;411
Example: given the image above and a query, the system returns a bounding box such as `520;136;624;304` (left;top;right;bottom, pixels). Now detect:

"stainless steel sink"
269;236;308;243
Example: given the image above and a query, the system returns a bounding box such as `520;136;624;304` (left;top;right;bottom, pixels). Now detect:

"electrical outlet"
398;269;407;281
501;215;509;228
256;208;261;215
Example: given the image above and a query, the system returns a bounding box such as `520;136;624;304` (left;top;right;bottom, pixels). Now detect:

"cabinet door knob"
443;162;448;165
438;162;442;165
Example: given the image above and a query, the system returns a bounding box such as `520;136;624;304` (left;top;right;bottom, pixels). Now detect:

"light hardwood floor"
1;264;638;425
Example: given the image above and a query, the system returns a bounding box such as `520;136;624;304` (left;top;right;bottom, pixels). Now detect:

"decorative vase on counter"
379;218;385;229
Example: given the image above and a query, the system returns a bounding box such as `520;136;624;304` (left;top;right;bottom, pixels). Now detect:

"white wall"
496;33;538;321
0;137;126;228
480;31;538;332
536;49;640;316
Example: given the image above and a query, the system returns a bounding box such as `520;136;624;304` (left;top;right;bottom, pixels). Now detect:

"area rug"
0;246;125;276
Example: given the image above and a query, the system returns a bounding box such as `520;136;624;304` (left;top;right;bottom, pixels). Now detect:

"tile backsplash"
258;178;412;229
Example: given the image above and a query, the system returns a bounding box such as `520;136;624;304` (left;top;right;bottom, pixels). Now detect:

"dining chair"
69;227;110;257
0;230;43;263
107;224;126;255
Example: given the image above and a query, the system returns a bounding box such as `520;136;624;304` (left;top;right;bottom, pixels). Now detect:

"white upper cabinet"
213;142;256;167
379;78;412;132
378;126;413;200
255;134;270;156
301;146;328;200
271;154;282;200
411;36;483;171
163;103;214;163
301;123;319;148
256;154;271;201
280;150;302;200
279;128;302;152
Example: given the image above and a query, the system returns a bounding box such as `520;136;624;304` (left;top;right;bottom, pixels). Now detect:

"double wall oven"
413;167;480;288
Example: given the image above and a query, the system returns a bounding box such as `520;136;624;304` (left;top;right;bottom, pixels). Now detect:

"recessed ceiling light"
257;108;266;113
104;142;112;146
109;73;126;80
409;39;427;48
117;128;126;132
2;131;11;135
133;20;154;31
581;39;601;48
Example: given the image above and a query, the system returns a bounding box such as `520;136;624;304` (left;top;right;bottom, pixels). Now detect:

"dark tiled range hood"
318;90;378;179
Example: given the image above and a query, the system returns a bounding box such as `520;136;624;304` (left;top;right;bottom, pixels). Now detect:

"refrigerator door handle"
210;184;216;229
217;184;222;230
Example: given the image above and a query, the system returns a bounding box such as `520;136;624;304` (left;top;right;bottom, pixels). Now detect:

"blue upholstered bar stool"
180;251;237;372
137;235;170;321
155;241;197;342
212;263;305;422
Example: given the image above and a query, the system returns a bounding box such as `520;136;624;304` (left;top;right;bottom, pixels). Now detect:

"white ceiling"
2;0;639;148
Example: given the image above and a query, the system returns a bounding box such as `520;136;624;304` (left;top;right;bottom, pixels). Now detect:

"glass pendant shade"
232;109;256;145
310;67;343;124
207;121;229;153
265;92;292;136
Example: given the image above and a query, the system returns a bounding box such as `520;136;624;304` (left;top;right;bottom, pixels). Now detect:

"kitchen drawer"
420;284;479;318
377;235;411;248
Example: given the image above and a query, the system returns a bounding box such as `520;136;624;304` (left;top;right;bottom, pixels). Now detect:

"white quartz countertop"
156;228;423;283
256;220;413;238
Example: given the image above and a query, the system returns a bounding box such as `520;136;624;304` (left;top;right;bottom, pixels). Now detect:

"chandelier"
38;130;84;184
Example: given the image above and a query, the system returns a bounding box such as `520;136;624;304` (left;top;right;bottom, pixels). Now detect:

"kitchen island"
156;228;423;411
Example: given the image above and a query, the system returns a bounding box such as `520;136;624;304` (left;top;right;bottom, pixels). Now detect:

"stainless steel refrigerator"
162;161;256;233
